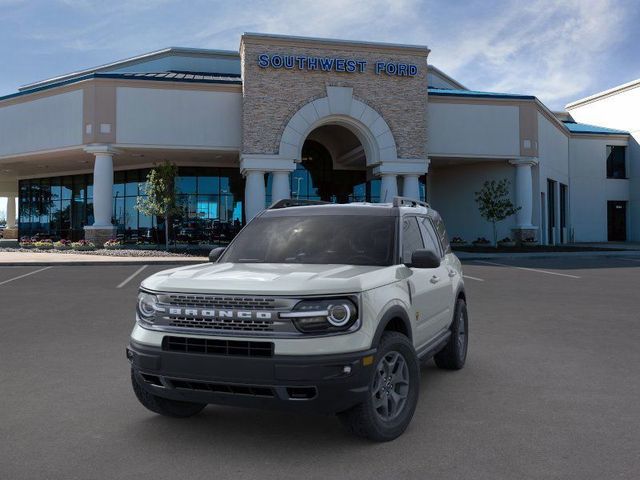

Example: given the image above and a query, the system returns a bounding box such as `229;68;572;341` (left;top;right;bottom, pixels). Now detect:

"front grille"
150;293;301;336
165;294;278;310
169;379;274;397
162;336;274;357
167;316;274;332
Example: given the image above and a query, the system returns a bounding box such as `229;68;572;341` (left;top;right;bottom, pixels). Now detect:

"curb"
0;259;206;267
458;251;640;261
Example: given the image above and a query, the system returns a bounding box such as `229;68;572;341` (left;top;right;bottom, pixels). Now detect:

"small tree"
136;161;180;250
474;179;521;246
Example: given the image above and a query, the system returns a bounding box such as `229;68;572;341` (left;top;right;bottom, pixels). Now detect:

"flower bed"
103;239;124;250
497;237;516;247
71;240;96;251
471;237;491;246
54;239;72;250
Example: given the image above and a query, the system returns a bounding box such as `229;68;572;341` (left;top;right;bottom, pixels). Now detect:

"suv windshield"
220;215;396;266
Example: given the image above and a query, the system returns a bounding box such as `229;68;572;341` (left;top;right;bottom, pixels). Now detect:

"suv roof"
263;197;432;218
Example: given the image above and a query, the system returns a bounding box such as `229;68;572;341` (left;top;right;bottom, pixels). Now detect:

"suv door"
418;216;455;333
401;216;451;348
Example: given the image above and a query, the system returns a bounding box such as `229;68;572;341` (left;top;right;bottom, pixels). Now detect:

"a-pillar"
84;145;118;246
509;158;539;243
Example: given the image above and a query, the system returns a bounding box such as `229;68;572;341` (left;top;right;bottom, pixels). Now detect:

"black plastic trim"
370;305;413;347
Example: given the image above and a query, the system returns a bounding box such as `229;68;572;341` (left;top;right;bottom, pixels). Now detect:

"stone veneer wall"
240;36;429;160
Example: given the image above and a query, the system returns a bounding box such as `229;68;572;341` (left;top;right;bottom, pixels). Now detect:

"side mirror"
408;249;441;269
208;247;226;263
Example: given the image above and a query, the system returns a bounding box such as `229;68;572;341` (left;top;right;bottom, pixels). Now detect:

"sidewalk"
0;251;207;266
456;249;640;261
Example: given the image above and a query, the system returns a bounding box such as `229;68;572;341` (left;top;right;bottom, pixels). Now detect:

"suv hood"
141;262;401;295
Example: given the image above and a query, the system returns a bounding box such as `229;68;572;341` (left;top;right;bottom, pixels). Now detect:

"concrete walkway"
0;251;206;266
456;249;640;261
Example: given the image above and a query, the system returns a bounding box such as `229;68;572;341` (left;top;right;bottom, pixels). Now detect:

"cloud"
0;0;637;109
428;0;633;108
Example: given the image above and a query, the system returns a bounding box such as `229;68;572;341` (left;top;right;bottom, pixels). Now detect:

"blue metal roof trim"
428;87;535;100
0;72;242;102
562;121;628;135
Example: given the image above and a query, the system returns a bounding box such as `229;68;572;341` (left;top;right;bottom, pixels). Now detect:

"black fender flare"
448;285;467;329
370;305;413;348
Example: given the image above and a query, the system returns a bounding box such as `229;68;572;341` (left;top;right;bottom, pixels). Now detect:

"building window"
606;146;626;179
18;167;244;244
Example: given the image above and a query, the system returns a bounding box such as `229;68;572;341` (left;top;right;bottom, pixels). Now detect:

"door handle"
448;270;457;278
430;275;440;284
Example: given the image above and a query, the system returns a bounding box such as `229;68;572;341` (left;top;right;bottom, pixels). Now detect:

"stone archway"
278;86;398;166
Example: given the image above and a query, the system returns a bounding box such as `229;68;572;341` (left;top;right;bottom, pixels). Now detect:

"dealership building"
0;33;637;245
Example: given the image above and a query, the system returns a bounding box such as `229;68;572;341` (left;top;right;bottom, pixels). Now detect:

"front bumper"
127;340;376;415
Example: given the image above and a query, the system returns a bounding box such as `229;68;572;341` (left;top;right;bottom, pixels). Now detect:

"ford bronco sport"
127;197;468;441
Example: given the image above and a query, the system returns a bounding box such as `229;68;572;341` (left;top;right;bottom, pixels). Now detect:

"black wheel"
434;298;468;370
131;369;206;418
338;332;420;442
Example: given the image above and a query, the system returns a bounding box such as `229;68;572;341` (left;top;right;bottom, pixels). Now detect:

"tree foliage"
136;161;180;249
474;179;520;246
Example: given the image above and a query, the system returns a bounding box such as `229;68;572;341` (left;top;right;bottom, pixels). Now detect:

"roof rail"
392;196;430;209
268;199;331;209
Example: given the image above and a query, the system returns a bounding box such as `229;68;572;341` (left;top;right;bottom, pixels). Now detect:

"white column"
509;158;538;228
270;171;291;204
244;170;266;221
402;175;420;200
91;152;115;227
380;174;398;203
6;195;16;228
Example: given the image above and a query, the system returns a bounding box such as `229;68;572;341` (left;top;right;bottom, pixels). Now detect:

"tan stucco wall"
240;35;429;159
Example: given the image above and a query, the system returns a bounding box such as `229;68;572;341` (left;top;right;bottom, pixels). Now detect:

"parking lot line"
117;265;148;289
462;274;485;282
0;266;52;286
474;260;581;279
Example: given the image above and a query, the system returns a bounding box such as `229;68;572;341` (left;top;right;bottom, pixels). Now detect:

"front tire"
131;369;206;418
434;298;468;370
338;332;420;442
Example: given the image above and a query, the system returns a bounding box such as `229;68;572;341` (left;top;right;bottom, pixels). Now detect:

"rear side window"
418;217;442;257
432;214;451;254
401;217;424;264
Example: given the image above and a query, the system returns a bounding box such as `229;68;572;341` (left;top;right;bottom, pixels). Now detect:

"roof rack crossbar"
392;196;430;209
268;199;331;209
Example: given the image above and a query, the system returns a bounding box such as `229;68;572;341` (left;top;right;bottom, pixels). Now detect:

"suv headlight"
137;291;158;324
281;297;359;334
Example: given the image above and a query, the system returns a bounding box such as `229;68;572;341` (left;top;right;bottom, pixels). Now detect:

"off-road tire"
337;332;420;442
434;298;468;370
131;369;206;418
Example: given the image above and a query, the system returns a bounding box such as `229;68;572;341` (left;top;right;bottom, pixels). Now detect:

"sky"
0;0;639;217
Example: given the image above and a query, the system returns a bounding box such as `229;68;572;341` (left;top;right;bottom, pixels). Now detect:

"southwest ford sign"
258;53;418;77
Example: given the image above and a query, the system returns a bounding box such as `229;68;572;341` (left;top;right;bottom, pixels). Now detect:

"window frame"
606;145;627;180
418;216;444;258
400;215;426;265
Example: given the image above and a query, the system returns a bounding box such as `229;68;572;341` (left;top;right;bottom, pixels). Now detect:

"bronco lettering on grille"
166;308;273;320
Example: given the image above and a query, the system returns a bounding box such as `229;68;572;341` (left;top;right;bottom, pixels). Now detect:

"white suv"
127;197;468;441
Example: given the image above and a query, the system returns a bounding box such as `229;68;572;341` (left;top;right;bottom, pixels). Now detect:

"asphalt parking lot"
1;257;639;479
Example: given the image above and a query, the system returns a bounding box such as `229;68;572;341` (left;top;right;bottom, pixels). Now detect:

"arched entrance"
243;86;429;220
291;124;381;203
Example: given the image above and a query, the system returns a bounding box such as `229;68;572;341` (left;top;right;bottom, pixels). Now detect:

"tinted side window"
418;217;442;257
433;215;451;254
402;217;424;264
